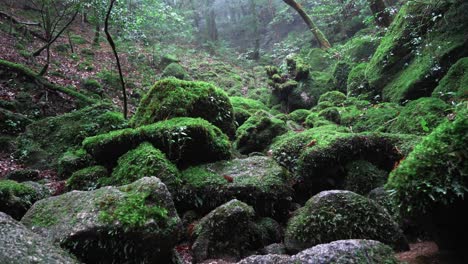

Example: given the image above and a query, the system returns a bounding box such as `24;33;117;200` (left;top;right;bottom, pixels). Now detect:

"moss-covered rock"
176;156;293;220
367;0;468;102
284;191;408;253
5;169;40;182
386;108;467;252
318;91;347;106
192;199;275;262
331;61;352;93
66;165;109;191
57;148;95;179
21;177;182;263
343;160;388;195
389;97;450;135
104;142;181;189
287;109;311;124
285;54;310;81
16;104;126;170
83;117;231;168
230;96;269;127
351;103;402;132
161;63;189;80
288;71;333;110
292;239;399;263
340;34;380;63
131;78;235;136
235;111;288;154
318;107;341;124
0;180;50;220
432;57;468;103
0;212;79;264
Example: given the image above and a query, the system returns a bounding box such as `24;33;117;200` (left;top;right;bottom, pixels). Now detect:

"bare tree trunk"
93;22;100;46
67;31;74;53
368;0;393;27
105;0;128;119
282;0;331;49
249;0;260;60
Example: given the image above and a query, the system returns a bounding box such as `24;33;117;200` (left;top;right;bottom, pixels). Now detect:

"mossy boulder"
21;177;182;263
230;96;269;127
432;57;468;103
0;212;79;264
192;199;276;262
131;78;235;136
161;63;189;80
294;131;417;201
288;71;333;110
284;190;408;253
5;169;40;182
386;108;467;252
57;148;95;179
0;180;50;220
343;160;389;195
83;117;231;168
318;91;347;106
318;107;341;124
389;97;450;135
287;109;311;124
285;54;310;81
292;239;399;263
66;165;109;191
16;104;126;170
351;103;402;132
176;156;293;219
331;61;352;93
367;0;468;102
103;142;181;189
235;111;288;154
341;34;380;62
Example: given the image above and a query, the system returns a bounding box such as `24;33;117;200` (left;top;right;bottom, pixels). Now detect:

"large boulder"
161;63;189;80
104;142;181;189
21;177;182;263
0;212;79;264
367;0;468;102
131;78;235;136
192;199;272;262
386;108;467;253
230;96;268;127
83;117;231;168
235;111;288;154
292;239;399;263
0;180;50;220
176;156;293;219
284;190;408;253
16;103;126;170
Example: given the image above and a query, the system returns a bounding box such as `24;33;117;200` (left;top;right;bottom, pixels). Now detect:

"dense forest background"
0;0;467;263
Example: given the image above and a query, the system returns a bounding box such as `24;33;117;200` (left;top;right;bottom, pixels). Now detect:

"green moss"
386;108;468;216
318;107;341;124
98;190;168;228
161;63;189;80
0;107;31;135
16;104;127;169
339;35;380;62
351;103;402;133
344;160;388;195
83;117;231;168
389;97;450;135
131;78;235;136
235;110;288;154
66;166;108;191
347;62;376;101
367;0;468;102
0;180;47;220
331;61;352;93
285;54;310;81
57;148;94;179
288;109;311;124
432;57;468;103
107;142;181;188
299;48;333;72
318;91;347;106
82;79;103;95
0;180;36;198
285;191;407;253
230;97;268;112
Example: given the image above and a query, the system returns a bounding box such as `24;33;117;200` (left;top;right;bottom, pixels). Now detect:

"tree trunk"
368;0;393;27
105;0;128;119
282;0;331;49
249;0;260;60
93;22;100;46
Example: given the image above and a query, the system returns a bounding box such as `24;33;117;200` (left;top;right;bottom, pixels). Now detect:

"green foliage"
351;103;402;133
386;108;468;216
107;142;181;188
344;160;388;195
347;62;376;101
288;109;311;124
83;117;231;168
318;91;347;106
82;79;103;95
131;78;235;136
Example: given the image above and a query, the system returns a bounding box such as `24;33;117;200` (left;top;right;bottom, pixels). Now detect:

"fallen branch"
0;11;46;41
